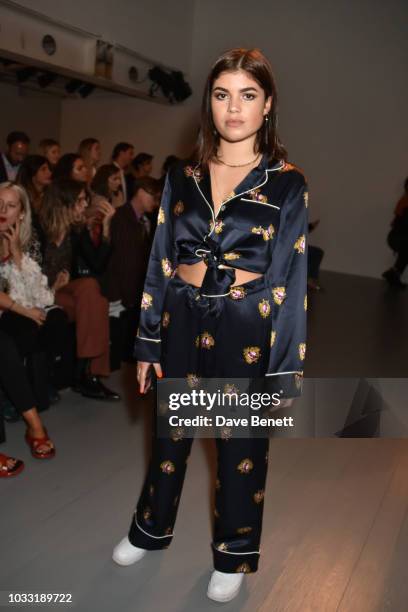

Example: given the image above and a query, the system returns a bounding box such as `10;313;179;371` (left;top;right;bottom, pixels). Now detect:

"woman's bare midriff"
176;262;262;288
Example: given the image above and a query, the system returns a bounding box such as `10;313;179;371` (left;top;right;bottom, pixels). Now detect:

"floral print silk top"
134;154;309;390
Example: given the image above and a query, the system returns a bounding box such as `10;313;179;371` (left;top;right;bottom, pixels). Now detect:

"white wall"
4;0;408;278
0;82;61;151
14;0;194;72
191;0;408;278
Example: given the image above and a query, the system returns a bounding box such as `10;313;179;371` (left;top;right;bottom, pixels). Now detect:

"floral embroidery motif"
247;187;268;203
298;342;306;361
304;294;307;311
237;458;254;474
236;563;252;573
281;162;296;173
272;286;286;305
210;219;224;234
251;224;275;241
157;207;165;224
295;373;303;390
303;191;309;207
270;330;276;347
143;507;152;522
243;346;261;364
214;508;220;518
224;383;240;398
173;200;184;216
237;526;252;534
253;489;265;504
294;234;306;254
162;311;170;327
160;460;175;474
229;285;247;300
161;258;173;277
171;427;185;441
186;373;200;388
258;299;271;318
199;331;215;349
220;427;232;440
223;251;240;260
184;165;203;182
141;292;153;310
217;542;228;551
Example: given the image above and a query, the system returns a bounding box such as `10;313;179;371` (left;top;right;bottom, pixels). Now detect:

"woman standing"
113;48;308;602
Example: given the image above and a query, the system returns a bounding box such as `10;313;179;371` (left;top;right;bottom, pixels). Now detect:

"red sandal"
0;453;25;478
25;428;56;460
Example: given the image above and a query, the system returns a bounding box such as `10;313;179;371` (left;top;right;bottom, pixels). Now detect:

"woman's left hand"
3;219;22;266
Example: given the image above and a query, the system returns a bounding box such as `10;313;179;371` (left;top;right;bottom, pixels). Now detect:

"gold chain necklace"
216;153;260;168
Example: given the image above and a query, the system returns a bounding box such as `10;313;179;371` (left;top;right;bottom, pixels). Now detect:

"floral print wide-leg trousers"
128;274;272;573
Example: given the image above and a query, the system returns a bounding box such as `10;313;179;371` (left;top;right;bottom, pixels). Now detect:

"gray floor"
1;271;408;611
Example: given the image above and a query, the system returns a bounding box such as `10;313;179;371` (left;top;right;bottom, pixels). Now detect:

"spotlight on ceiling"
37;72;57;88
78;83;95;98
16;67;36;83
65;79;82;94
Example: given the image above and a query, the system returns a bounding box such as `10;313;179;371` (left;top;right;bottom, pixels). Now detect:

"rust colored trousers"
55;277;110;376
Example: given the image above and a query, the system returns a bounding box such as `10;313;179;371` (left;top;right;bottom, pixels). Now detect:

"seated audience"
91;164;123;210
159;155;180;190
111;142;134;203
0;182;69;464
53;153;89;183
105;177;160;360
383;177;408;289
39;139;61;169
78;138;102;183
17;155;52;216
0;131;30;182
127;152;153;201
40;179;119;400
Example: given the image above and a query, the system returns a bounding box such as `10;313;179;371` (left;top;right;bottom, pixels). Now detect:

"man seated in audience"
105;177;161;361
111;142;134;204
0;131;30;182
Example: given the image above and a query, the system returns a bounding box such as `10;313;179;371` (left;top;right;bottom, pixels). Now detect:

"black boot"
77;375;121;401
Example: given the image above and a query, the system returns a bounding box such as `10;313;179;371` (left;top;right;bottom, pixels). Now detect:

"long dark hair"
197;48;287;168
17;154;51;190
40;179;87;243
91;164;120;199
53;153;81;181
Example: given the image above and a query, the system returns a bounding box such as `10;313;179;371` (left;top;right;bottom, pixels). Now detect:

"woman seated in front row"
0;182;68;475
39;179;120;401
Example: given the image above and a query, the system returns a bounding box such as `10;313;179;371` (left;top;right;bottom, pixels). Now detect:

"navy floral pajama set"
128;155;309;573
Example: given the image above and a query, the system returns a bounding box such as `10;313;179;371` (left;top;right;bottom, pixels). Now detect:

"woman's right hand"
53;270;70;292
136;361;163;394
26;307;47;326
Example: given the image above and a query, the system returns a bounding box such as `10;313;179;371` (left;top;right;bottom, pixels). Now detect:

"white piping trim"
212;544;260;556
192;160;285;239
201;291;231;298
265;371;303;376
134;516;173;539
240;198;280;210
136;335;161;343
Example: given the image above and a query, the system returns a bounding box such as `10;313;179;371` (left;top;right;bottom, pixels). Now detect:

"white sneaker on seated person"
207;569;245;602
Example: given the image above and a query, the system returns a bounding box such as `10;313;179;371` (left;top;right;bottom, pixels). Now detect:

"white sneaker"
112;536;147;566
207;569;245;602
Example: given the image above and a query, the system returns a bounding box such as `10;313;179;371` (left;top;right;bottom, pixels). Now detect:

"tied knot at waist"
181;237;237;317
